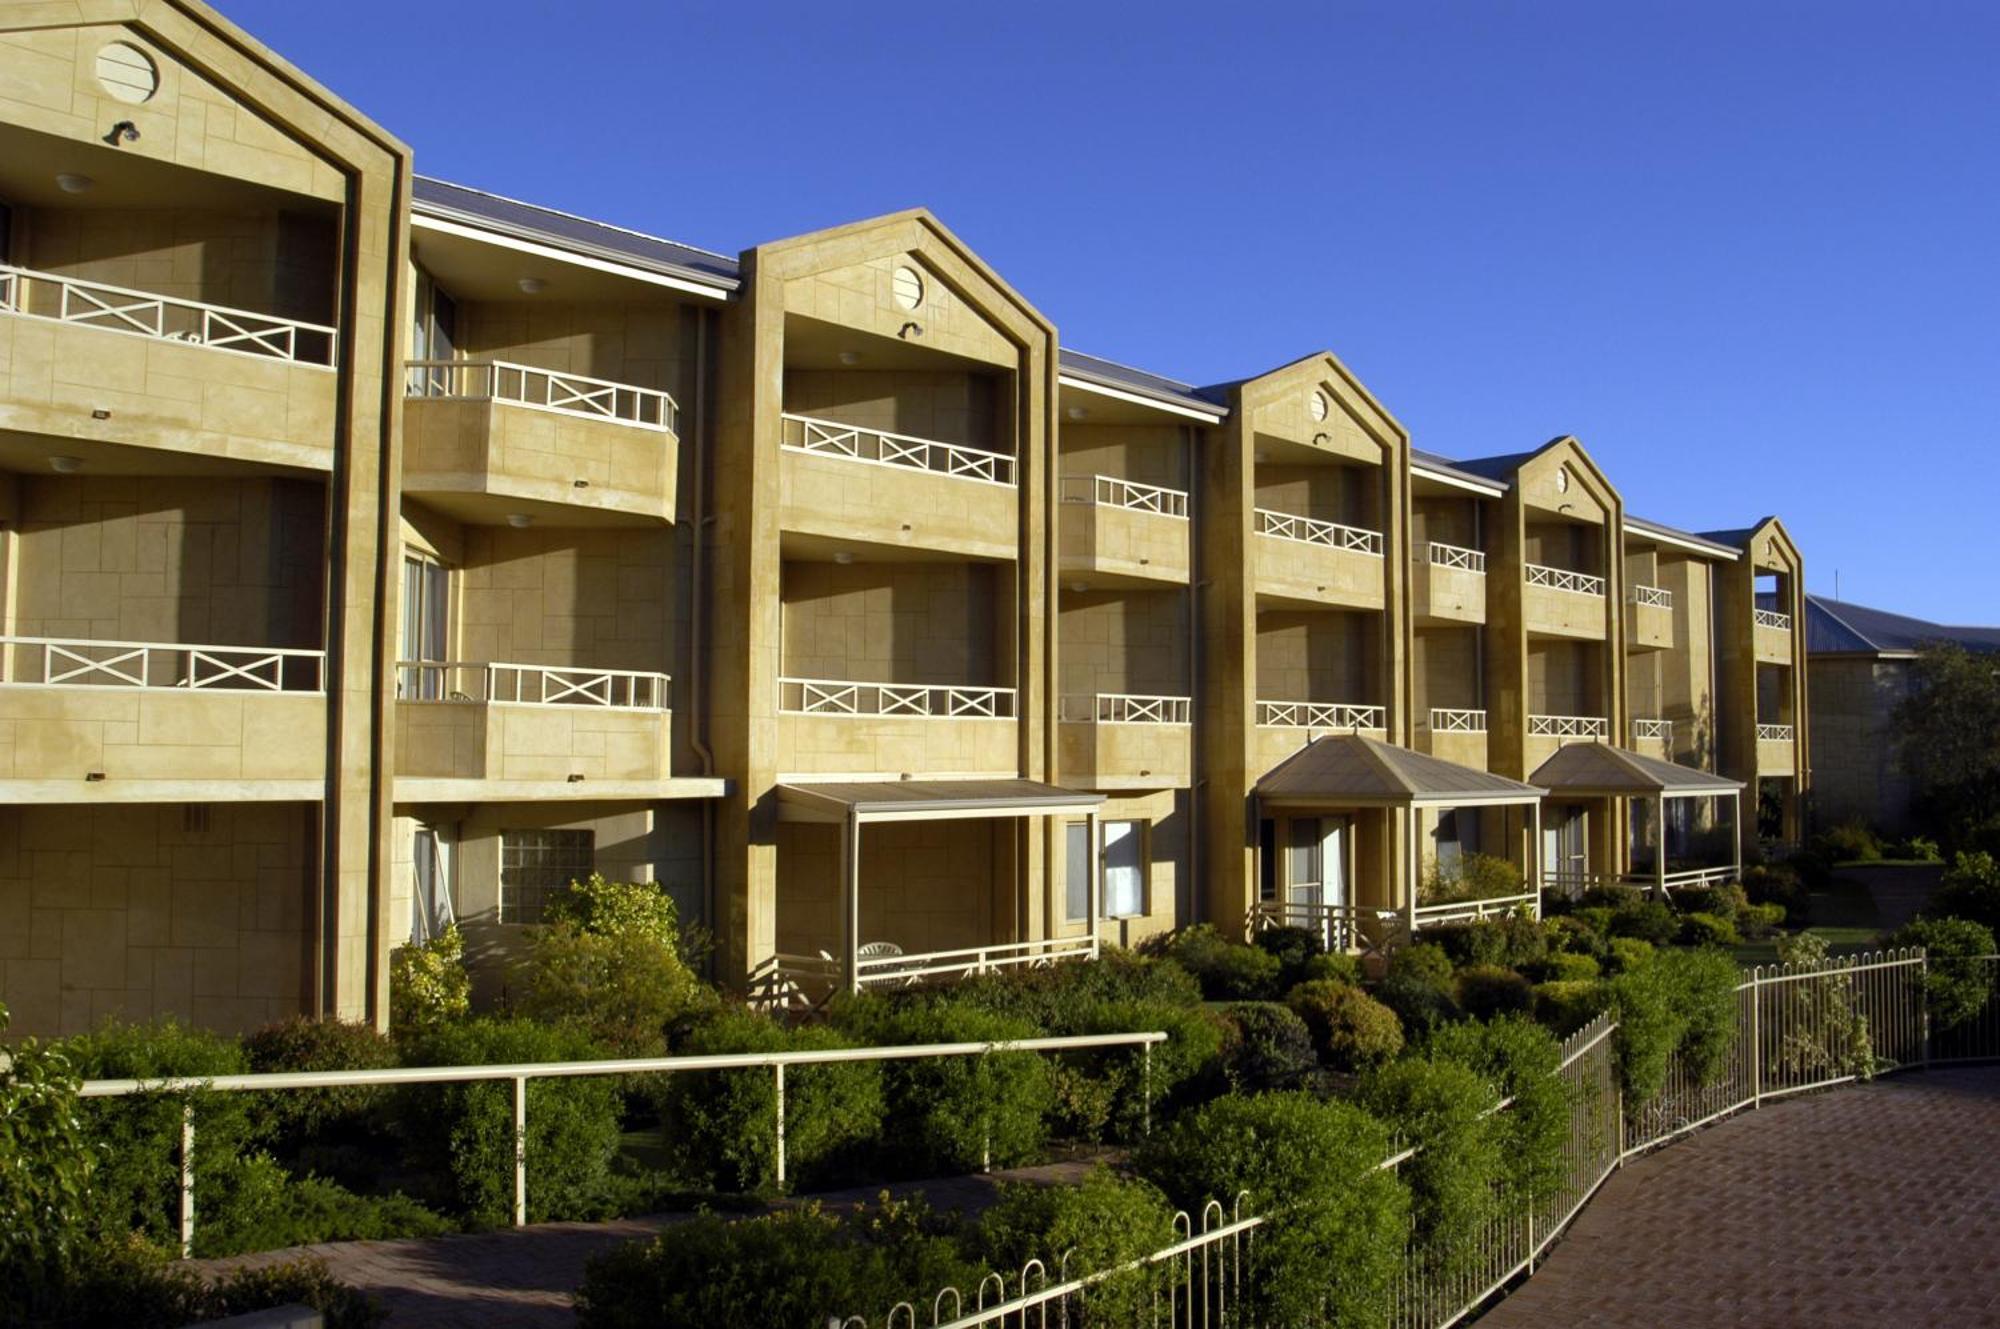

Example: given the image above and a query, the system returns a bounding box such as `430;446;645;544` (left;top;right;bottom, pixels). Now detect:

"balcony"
1252;509;1385;610
1253;698;1387;776
395;661;673;796
776;676;1017;778
1756;721;1797;776
778;413;1019;560
1754;607;1794;664
0;636;326;799
1057;693;1192;790
1413;541;1486;626
1630;717;1673;759
0;264;339;470
1058;475;1190;586
1523;563;1607;640
1626;584;1674;651
402;360;680;521
1526;712;1610;772
1417;707;1488;769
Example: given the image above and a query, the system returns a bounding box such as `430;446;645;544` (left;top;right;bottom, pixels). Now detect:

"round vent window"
1555;466;1571;493
892;265;925;311
96;41;159;104
1308;390;1329;421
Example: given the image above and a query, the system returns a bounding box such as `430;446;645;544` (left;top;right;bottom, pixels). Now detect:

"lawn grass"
1729;874;1885;966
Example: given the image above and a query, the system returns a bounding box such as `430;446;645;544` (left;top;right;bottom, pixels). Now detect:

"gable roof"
1256;734;1545;806
1805;594;2000;658
1058;349;1229;417
1530;742;1743;796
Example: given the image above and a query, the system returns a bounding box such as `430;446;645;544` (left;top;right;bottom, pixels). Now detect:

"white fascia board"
412;214;733;302
1625;522;1742;560
1058;373;1224;423
1411;463;1505;497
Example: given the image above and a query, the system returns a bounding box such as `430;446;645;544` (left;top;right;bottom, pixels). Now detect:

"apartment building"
0;0;1809;1035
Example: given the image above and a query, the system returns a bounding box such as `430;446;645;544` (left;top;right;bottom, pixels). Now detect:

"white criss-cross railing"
1529;713;1610;738
1753;607;1792;630
1525;563;1606;596
1253;507;1385;556
1629;583;1672;608
0;263;337;367
1256;699;1386;730
777;676;1016;718
1631;717;1673;742
1059;473;1189;518
1757;722;1796;742
406;359;677;433
1424;540;1486;573
395;662;669;709
0;636;324;692
780;412;1015;486
1426;707;1488;733
1058;693;1191;724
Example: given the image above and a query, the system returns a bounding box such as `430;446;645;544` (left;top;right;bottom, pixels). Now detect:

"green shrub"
950;947;1201;1030
16;1242;385;1329
1389;942;1454;988
1419;852;1526;906
1741;863;1809;917
662;1009;883;1193
1897;835;1944;863
1423;921;1507;969
1608;946;1742;1103
1603;937;1656;975
1359;1058;1503;1271
1820;819;1884;863
1286;980;1403;1072
1137;1092;1407;1328
1527;951;1600;983
1059;999;1225;1138
1769;932;1873;1080
1674;883;1749;920
975;1169;1177;1324
1930;852;2000;933
1738;902;1787;939
1578;883;1643;910
514;879;714;1056
1424;1016;1569;1199
1888;916;1998;1030
1251;924;1326;986
1608;899;1678;945
243;1017;398;1150
1454;965;1534;1021
1162;925;1282;1001
1677;911;1741;948
1218;1003;1320;1093
544;872;680;943
201;1256;387;1328
1298;951;1364;987
1541;914;1603;956
0;1004;97;1314
1493;914;1551;968
1532;980;1609;1035
1375;955;1461;1037
388;924;470;1033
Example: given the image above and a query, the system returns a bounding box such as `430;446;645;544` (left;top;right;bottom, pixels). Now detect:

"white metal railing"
1754;607;1792;631
1528;713;1609;738
1411;891;1542;929
1059;693;1191;724
1544;869;1621;899
773;936;1102;995
1631;717;1673;743
1653;866;1740;891
0;263;336;367
778;676;1016;718
1251;899;1408;957
1757;722;1796;742
1628;583;1672;608
1059;473;1189;518
1424;540;1486;573
1253;507;1384;556
395;661;669;709
1256;699;1387;730
1524;562;1605;596
1425;707;1488;733
405;358;677;433
780;412;1015;486
0;636;324;692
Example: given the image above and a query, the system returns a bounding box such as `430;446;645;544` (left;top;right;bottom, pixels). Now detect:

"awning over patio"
1529;742;1744;797
1256;734;1547;809
777;778;1105;824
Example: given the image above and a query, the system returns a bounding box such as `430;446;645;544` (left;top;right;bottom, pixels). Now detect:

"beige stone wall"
1255;460;1379;530
400;397;679;521
1412;495;1479;550
455;524;674;674
1256;610;1379;702
780;560;1004;685
777;713;1018;779
1527;639;1604;716
1806;656;1913;832
785;368;1002;453
1058;589;1185;699
1413;625;1482;713
777;448;1021;562
1058;422;1185;490
1051;789;1187;946
775;816;1009;957
0;800;312;1037
1253;535;1387;610
458;300;695;402
1058;503;1191;586
1057;720;1192;791
394;700;669;783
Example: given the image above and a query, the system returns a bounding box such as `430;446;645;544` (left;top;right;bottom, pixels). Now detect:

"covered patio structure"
1530;742;1744;898
1252;735;1548;954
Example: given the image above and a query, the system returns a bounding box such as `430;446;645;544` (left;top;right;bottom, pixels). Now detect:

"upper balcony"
776;676;1017;778
1058;475;1190;587
402;360;680;522
1413;541;1486;626
1057;692;1192;790
1523;563;1608;640
1756;721;1797;776
1626;584;1674;651
0;264;339;471
1417;706;1489;770
778;413;1019;561
1252;509;1386;610
1753;607;1794;664
0;635;326;800
1525;712;1610;774
394;661;673;798
1630;716;1674;760
1253;698;1387;776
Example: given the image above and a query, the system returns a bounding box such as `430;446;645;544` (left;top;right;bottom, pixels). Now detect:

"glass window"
1064;822;1090;922
1287;817;1322;907
400;553;450;698
1102;821;1146;918
499;828;593;924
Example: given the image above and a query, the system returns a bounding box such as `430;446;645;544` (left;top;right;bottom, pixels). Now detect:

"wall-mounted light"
102;121;140;147
505;513;534;529
1069;581;1088;593
517;276;547;294
834;551;854;565
56;173;94;194
1066;406;1088;421
838;351;861;366
49;456;83;474
1254;450;1270;463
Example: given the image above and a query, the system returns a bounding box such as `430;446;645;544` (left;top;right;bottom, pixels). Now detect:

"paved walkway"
1479;1066;2000;1327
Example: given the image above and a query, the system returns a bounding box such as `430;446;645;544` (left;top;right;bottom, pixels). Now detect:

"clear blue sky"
222;1;1999;622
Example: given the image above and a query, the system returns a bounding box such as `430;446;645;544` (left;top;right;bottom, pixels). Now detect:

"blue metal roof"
1806;594;2000;657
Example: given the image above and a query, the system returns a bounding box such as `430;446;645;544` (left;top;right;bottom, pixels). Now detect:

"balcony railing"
407;359;677;433
778;676;1016;718
1424;540;1486;573
1058;692;1191;724
1256;699;1386;730
1754;607;1792;630
1426;707;1488;733
0;636;324;691
1525;563;1606;596
774;935;1097;991
0;263;337;367
1529;713;1610;739
1251;899;1407;958
1631;717;1673;742
1757;722;1796;742
1253;508;1384;556
1059;474;1188;518
397;661;669;709
780;413;1014;486
1629;583;1672;608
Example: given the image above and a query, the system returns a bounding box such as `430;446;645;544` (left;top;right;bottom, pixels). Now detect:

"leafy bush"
514;878;714;1056
1287;981;1403;1072
1298;951;1364;987
1738;902;1787;939
1608;946;1742;1103
950;947;1201;1030
1;1004;97;1314
1532;980;1609;1035
1492;914;1550;968
545;872;680;943
1359;1058;1503;1270
1677;911;1741;948
1424;1016;1569;1199
15;1241;385;1329
1419;852;1526;906
1578;883;1644;910
1888;916;1998;1030
1608;899;1679;945
1603;937;1656;975
1423;921;1506;969
1820;819;1884;863
1742;863;1810;917
1541;914;1603;957
243;1017;398;1150
1390;943;1454;988
1930;852;2000;933
1059;999;1225;1138
1454;965;1534;1021
1674;883;1749;921
1137;1092;1407;1328
1218;1003;1320;1093
974;1170;1178;1324
1896;835;1944;863
1251;925;1326;987
1162;925;1282;1001
1527;951;1600;983
200;1256;387;1328
389;923;471;1033
1769;932;1874;1080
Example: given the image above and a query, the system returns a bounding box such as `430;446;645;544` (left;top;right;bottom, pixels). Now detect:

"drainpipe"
1184;422;1202;925
689;307;716;956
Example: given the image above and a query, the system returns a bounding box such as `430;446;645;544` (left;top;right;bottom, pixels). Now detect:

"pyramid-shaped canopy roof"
1530;742;1744;797
1256;734;1545;807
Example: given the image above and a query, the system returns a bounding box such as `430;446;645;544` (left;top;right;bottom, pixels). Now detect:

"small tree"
1892;643;2000;841
514;877;713;1055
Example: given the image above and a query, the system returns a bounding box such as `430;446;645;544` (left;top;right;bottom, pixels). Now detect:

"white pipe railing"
1631;717;1673;743
1525;563;1605;596
1757;722;1795;742
1753;607;1792;631
776;936;1102;993
1410;890;1542;928
1628;583;1672;608
780;412;1014;486
1250;899;1408;956
395;661;669;709
1253;507;1384;556
1059;693;1191;724
0;636;325;692
1424;540;1486;573
778;676;1016;718
1528;713;1609;738
1059;473;1189;518
0;263;337;367
406;358;677;433
1425;707;1487;733
1256;699;1386;730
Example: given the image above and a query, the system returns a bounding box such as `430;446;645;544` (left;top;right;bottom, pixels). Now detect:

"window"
1064;820;1149;921
499;828;593;924
400;553;451;698
1065;822;1090;922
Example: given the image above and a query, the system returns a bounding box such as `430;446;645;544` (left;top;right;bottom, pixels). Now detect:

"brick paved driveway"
1479;1067;2000;1327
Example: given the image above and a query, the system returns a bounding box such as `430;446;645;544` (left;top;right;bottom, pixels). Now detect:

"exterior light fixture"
517;276;547;294
1066;406;1087;421
56;173;94;193
838;351;861;366
834;551;854;565
1254;450;1270;463
1069;581;1088;593
49;456;83;474
506;513;534;529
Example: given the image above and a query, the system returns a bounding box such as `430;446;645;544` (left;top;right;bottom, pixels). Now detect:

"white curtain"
1102;821;1144;918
